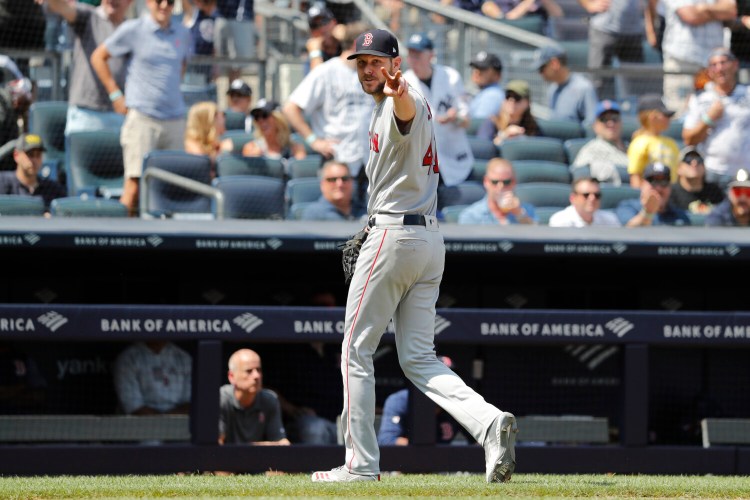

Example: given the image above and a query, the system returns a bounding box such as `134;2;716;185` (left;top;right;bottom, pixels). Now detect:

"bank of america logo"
498;240;513;252
266;238;282;250
37;311;68;332
24;233;40;245
434;315;451;335
147;235;164;247
233;313;263;333
612;243;627;254
605;317;634;338
565;344;619;370
726;244;740;256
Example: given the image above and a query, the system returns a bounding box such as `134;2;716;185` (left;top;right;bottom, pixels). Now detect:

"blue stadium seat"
0;195;45;216
288;155;324;179
50;196;128;217
141;150;213;218
441;204;467;223
285;177;321;213
514;182;571;209
514;160;572;184
224;110;247;131
65;130;124;198
467;136;499;160
439;180;485;208
599;184;640;209
221;130;254;154
535;206;561;225
563;137;590;164
212;175;286;219
536;118;585;141
215;153;285;179
499;136;567;164
28;101;68;166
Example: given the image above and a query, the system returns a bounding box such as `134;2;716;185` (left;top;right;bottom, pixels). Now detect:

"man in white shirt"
549;176;621;227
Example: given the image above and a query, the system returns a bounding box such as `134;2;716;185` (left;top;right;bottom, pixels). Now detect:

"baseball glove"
339;227;369;285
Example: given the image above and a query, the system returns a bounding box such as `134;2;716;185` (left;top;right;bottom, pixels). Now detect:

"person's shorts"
120;109;185;179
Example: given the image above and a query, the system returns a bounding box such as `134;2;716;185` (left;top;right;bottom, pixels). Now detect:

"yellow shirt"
626;134;680;182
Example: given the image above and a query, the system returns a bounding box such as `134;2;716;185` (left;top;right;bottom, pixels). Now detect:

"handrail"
140;166;225;220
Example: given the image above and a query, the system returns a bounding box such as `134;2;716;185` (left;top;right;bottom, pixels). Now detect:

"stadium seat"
551;17;590;41
50;196;128;217
514;160;572;184
441;204;467;223
287;201;315;220
467;136;499;160
287;155;324;179
559;40;589;70
536;118;585;141
687;212;707;226
534;206;560;225
224;110;247;131
221;130;254;154
65;130;124;198
470;159;488;181
215;153;285;179
599;184;641;209
28;101;68;175
467;117;486;136
212;175;285;219
563;137;590;164
514;182;572;208
180;83;217;107
285;177;321;213
140;150;213;218
439;180;485;208
499;136;567;163
498;16;544;34
0;195;45;216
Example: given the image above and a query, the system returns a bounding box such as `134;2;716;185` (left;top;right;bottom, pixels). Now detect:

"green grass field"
2;473;750;499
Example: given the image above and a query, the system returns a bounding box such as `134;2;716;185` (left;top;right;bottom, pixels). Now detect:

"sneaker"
311;465;380;482
484;411;518;483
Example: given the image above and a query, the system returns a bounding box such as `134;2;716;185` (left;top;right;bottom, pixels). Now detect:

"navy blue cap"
406;32;433;51
347;29;399;59
595;99;621;117
644;162;671;182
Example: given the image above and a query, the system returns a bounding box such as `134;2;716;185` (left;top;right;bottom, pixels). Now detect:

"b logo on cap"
363;33;373;47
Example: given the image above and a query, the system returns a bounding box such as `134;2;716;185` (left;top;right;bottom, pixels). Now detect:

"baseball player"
311;29;518;484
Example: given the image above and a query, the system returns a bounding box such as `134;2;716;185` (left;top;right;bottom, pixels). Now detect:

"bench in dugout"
701;418;750;448
0;415;190;443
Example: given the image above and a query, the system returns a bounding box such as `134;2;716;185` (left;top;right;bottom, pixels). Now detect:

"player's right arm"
382;68;415;130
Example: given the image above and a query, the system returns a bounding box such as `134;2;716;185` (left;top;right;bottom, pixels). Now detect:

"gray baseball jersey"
340;84;503;476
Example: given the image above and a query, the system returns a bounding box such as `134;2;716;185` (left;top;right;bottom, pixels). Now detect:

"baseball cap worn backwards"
347;29;399;59
16;133;45;153
406;32;433;51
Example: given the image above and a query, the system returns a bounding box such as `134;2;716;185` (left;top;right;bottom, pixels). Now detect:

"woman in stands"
241;99;307;162
184;101;232;177
476;80;541;147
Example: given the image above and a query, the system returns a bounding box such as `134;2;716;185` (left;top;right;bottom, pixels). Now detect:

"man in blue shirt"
91;0;193;216
468;51;504;120
616;162;691;226
536;45;598;128
301;160;367;221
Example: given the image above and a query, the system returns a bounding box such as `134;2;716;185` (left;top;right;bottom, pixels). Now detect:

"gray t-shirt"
219;384;287;444
68;4;128;111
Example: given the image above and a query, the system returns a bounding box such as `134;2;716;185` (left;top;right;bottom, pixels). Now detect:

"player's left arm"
381;67;415;133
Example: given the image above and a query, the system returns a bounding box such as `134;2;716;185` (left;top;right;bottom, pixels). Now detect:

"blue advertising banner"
1;305;749;346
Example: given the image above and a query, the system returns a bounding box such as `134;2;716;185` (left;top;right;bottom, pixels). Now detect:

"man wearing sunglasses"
570;99;628;186
549;176;621;227
300;160;366;221
458;157;536;225
615;162;691;226
706;168;750;226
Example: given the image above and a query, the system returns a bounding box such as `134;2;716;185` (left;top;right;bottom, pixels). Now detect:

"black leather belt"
368;214;427;227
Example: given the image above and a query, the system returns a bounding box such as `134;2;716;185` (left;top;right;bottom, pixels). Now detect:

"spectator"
300;160;366;221
571;99;628;186
645;0;665;58
377;355;470;446
0;78;34;171
548;176;621;227
468;51;505;120
242;99;306;161
283;21;373;195
535;45;599;128
37;0;132;137
669;146;725;214
580;0;645;100
91;0;193;216
616;162;691;226
682;48;750;190
225;78;253;133
184;0;218;84
627;93;679;188
730;3;750;68
215;0;257;81
458;157;537;224
480;0;563;35
403;32;475;193
706;168;750;226
661;0;736;115
113;340;192;415
219;348;290;446
184;100;230;175
0;342;48;414
0;134;66;210
475;79;540;147
305;3;341;73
